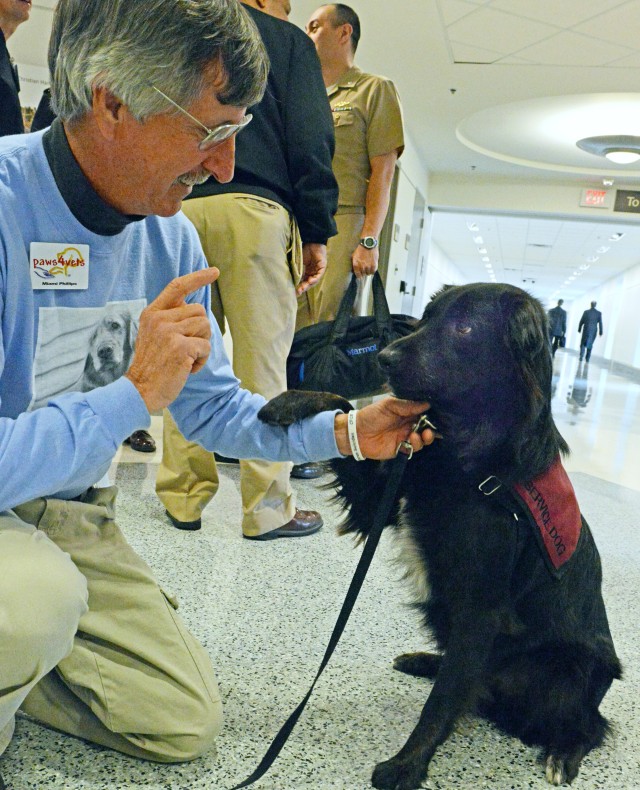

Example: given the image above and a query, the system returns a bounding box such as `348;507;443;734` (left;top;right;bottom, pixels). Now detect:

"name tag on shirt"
30;242;90;290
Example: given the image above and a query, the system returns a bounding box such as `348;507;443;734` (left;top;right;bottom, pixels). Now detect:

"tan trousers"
156;193;302;537
0;488;221;761
296;210;365;329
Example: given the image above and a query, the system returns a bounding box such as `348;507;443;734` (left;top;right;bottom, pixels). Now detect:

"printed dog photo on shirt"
29;299;145;411
259;283;621;790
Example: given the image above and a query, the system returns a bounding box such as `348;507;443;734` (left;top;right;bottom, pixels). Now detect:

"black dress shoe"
213;452;239;464
244;509;323;540
124;430;156;453
165;509;202;531
290;462;327;479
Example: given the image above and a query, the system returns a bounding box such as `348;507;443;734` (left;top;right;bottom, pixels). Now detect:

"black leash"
230;444;414;789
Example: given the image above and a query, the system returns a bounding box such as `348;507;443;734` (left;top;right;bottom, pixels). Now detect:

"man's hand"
334;398;436;460
125;268;219;412
297;242;327;295
351;244;378;278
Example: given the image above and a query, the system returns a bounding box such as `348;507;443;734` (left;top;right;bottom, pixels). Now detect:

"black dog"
259;283;621;789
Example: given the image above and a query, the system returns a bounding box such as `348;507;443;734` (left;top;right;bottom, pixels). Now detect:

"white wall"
564;261;640;369
422;239;466;305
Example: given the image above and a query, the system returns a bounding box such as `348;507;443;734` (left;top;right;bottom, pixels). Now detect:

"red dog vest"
512;457;582;572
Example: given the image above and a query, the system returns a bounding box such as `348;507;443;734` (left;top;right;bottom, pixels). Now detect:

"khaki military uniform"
297;66;404;328
157;194;303;537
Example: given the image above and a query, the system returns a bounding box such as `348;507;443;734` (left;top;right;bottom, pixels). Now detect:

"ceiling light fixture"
478;247;488;254
473;235;484;244
609;232;625;241
577;135;640;164
466;222;479;232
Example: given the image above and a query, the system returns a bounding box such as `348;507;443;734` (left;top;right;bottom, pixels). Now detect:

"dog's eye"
456;324;472;336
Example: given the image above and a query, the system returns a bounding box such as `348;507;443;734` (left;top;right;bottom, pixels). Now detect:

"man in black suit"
578;301;604;362
547;298;567;357
0;0;31;137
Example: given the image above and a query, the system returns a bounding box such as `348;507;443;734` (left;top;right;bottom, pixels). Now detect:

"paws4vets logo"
30;242;90;289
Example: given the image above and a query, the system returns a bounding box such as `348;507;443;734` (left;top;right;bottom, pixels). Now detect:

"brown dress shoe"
124;429;156;453
244;509;323;541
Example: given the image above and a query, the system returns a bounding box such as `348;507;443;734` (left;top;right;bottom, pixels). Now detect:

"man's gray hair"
50;0;269;123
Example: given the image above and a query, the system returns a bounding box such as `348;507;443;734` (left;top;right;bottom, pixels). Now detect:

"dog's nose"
98;347;114;360
378;346;395;371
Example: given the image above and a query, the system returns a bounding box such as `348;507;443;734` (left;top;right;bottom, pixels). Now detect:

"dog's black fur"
259;283;621;789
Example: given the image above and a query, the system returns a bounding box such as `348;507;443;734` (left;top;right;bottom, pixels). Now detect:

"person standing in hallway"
0;0;31;137
297;3;404;328
292;3;404;479
547;298;567;357
578;301;603;362
156;0;339;536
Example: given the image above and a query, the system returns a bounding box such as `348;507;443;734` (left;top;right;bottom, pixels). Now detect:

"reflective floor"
551;348;640;493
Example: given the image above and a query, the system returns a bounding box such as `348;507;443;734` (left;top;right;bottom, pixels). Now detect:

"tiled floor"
3;349;640;789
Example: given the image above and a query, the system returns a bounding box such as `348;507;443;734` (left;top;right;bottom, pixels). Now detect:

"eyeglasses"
151;85;252;151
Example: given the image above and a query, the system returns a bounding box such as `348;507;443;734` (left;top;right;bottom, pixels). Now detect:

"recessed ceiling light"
478;247;487;254
467;222;479;232
473;236;484;244
482;256;490;262
609;232;625;241
596;246;610;254
579;264;590;270
586;256;599;263
577;135;640;164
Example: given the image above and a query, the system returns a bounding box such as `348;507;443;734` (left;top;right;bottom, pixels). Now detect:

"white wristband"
347;409;365;461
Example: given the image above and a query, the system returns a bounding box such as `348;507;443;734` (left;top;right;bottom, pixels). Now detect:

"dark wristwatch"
359;236;378;249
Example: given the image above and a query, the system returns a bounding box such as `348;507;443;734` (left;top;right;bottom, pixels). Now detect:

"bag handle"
328;274;360;343
329;272;394;343
371;271;394;336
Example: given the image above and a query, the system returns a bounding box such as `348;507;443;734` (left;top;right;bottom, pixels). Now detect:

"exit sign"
580;189;612;208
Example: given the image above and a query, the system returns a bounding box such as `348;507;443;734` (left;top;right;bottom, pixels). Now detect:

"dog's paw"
393;651;442;680
258;390;352;426
372;756;428;790
545;754;568;785
544;751;582;785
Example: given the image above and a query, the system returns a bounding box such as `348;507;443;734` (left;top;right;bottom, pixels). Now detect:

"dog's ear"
500;290;552;418
128;312;139;352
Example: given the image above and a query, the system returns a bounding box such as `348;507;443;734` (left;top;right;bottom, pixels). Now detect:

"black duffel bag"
287;272;417;399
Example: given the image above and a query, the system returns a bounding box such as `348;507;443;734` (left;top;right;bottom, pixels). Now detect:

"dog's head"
83;306;137;387
380;283;565;476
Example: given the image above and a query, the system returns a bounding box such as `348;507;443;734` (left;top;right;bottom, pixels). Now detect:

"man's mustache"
175;169;210;188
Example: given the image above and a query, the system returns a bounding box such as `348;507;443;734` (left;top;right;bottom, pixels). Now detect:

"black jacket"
578;308;603;338
0;30;23;137
547;305;566;337
190;5;338;245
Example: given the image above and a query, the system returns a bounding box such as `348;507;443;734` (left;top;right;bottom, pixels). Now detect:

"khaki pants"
296;210;365;329
157;194;301;537
0;488;221;761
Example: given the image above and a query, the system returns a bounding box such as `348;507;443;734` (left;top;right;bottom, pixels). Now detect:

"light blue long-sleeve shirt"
0;131;340;512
